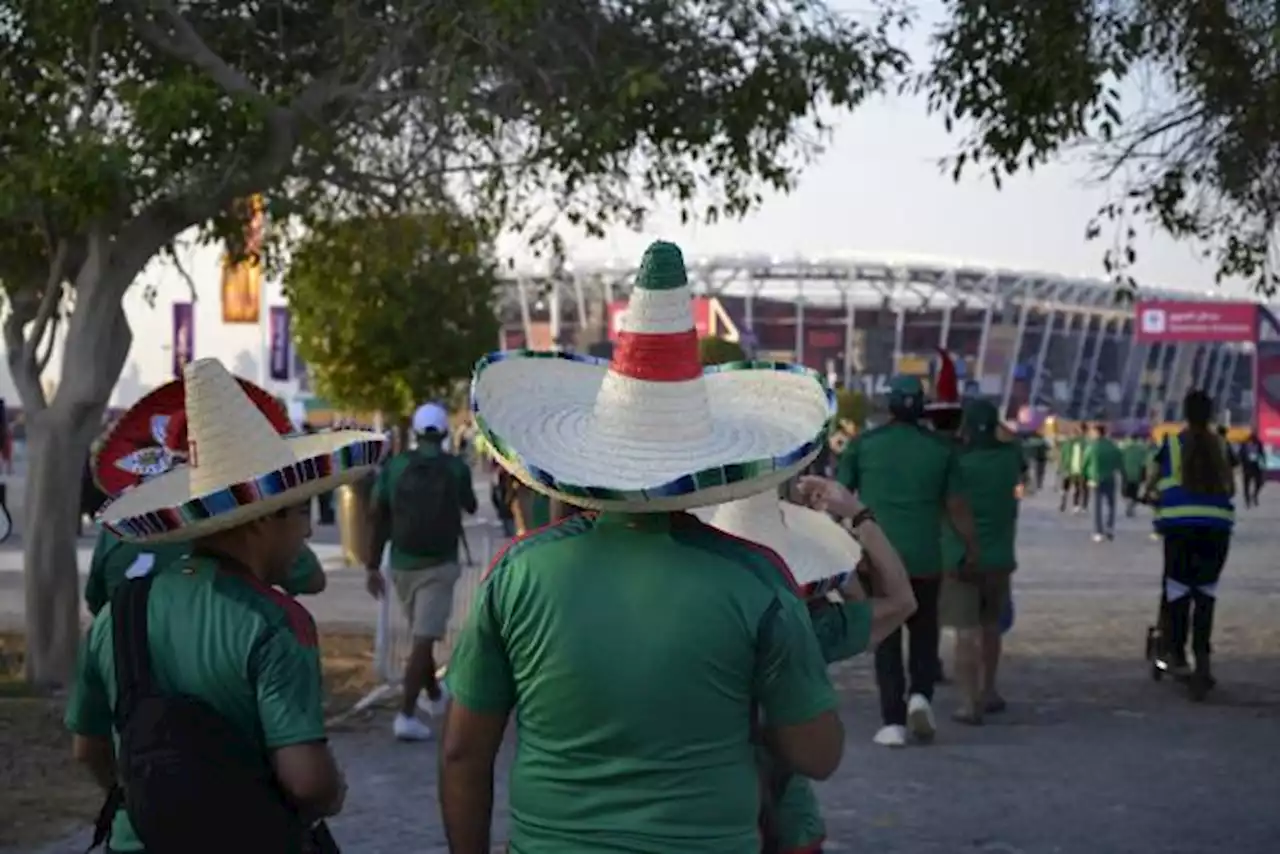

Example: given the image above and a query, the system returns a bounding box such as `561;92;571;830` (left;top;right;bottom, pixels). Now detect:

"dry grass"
0;629;381;850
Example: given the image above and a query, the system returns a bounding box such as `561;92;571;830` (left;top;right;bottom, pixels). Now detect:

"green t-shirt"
85;529;327;616
1082;437;1123;485
944;440;1022;573
371;445;477;570
65;556;327;852
1120;441;1150;482
837;423;961;577
446;512;838;854
776;599;872;852
1055;438;1076;474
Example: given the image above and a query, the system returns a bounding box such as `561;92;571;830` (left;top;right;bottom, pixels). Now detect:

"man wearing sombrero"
835;371;979;748
85;376;330;617
696;486;916;854
441;241;844;854
65;358;384;853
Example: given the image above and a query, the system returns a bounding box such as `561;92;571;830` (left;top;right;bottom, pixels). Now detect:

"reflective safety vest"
1154;431;1235;531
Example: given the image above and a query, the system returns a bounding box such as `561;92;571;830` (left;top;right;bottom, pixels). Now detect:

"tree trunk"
21;409;95;688
21;243;135;688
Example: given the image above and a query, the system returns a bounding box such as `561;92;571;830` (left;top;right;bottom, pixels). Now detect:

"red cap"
92;376;290;498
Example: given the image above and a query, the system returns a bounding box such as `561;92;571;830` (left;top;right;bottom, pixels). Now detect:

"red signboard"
1255;341;1280;445
1134;300;1258;343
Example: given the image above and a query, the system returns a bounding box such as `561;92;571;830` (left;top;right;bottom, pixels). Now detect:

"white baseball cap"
411;402;450;434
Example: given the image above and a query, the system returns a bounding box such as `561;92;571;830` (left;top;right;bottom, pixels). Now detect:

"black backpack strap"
111;573;157;727
89;575;156;852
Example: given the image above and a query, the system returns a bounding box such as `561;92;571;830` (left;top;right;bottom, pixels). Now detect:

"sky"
1;1;1255;406
507;0;1242;297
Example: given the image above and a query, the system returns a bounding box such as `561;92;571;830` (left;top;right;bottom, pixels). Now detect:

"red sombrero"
92;375;290;498
925;348;961;412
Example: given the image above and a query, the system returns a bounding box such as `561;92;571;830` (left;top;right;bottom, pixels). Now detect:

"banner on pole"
269;306;292;381
1254;340;1280;479
172;302;194;378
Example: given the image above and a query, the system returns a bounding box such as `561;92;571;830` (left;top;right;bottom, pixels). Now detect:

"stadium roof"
505;255;1265;322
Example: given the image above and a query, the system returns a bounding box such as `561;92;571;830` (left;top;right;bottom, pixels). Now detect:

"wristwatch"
848;507;876;533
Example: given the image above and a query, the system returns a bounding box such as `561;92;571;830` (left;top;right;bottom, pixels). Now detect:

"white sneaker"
907;694;936;742
873;724;908;748
417;685;450;718
1092;533;1105;543
393;713;434;742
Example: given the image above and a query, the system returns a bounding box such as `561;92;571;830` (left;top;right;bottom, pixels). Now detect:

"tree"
698;336;747;366
0;0;904;686
925;0;1280;292
284;209;500;423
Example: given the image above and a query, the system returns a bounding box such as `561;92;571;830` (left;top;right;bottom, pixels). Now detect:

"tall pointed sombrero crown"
471;240;834;512
98;358;385;543
926;347;961;411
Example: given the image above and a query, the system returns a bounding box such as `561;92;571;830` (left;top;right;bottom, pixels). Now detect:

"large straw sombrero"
691;490;861;598
98;358;385;543
92;375;290;498
471;241;834;512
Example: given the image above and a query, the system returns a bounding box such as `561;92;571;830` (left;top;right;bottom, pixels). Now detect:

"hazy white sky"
521;0;1246;297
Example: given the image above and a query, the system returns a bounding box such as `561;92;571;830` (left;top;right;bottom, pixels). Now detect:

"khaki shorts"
940;572;1011;630
392;562;461;640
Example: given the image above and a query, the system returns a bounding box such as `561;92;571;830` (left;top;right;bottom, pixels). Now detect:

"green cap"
887;375;924;411
962;398;1000;436
636;241;689;291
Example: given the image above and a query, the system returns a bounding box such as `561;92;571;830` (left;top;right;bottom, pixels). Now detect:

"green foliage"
698;336;747;365
925;0;1280;293
835;387;868;430
284;208;500;419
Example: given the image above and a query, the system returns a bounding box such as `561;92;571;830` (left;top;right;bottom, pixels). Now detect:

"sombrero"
471;240;834;512
92;375;290;498
691;490;861;598
97;358;385;543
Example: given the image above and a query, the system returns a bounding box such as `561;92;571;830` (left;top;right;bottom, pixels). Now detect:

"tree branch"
124;0;262;100
19;241;68;375
75;21;105;135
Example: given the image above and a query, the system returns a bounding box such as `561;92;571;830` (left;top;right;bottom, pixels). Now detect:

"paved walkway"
20;488;1280;853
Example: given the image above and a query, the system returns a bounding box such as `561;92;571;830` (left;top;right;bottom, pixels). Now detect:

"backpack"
390;451;462;555
89;574;334;854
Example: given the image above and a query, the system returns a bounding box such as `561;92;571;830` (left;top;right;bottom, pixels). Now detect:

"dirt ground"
0;630;381;850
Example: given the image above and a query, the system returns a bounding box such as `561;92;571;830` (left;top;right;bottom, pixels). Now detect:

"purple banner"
172;302;194;378
269;306;291;381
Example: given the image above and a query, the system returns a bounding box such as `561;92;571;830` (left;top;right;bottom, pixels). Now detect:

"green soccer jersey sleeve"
836;437;861;492
447;574;517;715
281;546;325;596
809;599;873;664
754;594;839;727
65;623;113;738
253;627;327;749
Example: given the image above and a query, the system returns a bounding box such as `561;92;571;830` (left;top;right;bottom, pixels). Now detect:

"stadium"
496;255;1268;429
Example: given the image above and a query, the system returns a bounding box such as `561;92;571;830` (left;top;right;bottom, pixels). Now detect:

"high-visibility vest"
1154;431;1235;531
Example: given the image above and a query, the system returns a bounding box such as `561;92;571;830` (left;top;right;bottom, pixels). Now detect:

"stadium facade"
496;256;1264;427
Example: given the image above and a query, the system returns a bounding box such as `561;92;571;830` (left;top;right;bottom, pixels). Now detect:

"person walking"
1120;432;1151;517
939;399;1023;724
1146;390;1235;700
366;402;478;742
85;376;329;617
836;374;979;748
1082;422;1123;542
1239;431;1264;507
68;359;379;854
697;484;916;854
440;242;843;854
1056;428;1079;513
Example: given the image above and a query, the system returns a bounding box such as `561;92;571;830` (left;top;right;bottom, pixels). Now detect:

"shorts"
391;562;461;640
940;571;1011;630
